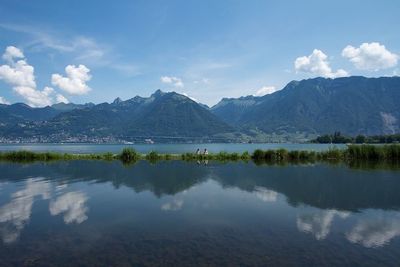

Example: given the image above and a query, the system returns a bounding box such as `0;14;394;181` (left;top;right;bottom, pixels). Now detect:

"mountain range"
0;76;399;142
0;90;234;142
212;76;400;137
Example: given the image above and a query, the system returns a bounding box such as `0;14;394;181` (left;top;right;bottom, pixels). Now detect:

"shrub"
241;151;250;160
252;149;265;160
119;148;140;163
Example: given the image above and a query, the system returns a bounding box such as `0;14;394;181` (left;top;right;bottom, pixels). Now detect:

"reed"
145;151;161;162
0;145;399;165
347;144;400;161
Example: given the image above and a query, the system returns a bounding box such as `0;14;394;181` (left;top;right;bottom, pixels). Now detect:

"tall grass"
145;151;161;163
347;144;400;161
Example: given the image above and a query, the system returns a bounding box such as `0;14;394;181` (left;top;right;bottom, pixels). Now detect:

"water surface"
0;143;345;154
0;160;399;266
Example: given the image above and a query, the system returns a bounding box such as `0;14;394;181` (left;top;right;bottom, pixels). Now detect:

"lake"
0;160;399;266
0;143;345;154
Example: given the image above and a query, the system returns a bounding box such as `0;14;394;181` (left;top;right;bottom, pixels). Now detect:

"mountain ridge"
0;90;234;142
0;76;399;142
211;76;400;136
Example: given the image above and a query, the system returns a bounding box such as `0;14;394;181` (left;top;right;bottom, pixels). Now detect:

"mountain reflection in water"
0;160;399;266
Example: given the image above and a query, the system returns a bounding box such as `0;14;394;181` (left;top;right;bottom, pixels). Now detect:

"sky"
0;0;399;107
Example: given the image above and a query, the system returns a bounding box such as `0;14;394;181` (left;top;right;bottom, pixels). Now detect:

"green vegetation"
312;132;400;144
347;144;400;161
312;132;353;144
119;148;140;163
0;150;120;162
0;145;399;166
145;151;162;162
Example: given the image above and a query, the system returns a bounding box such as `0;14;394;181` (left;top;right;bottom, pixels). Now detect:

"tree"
355;135;366;144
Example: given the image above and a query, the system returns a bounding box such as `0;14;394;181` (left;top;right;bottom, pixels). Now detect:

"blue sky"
0;0;399;106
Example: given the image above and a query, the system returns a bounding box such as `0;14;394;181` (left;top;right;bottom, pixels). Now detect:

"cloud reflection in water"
254;186;278;202
161;199;184;211
50;191;89;224
0;178;50;243
0;178;89;244
297;209;349;240
346;211;400;248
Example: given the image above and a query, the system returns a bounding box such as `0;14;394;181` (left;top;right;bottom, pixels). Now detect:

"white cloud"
2;46;24;63
161;76;184;88
13;86;55;107
49;191;89;224
254;86;277;96
295;49;348;78
0;54;36;88
342;42;398;71
0;97;10;104
0;46;62;107
56;94;69;104
52;64;92;95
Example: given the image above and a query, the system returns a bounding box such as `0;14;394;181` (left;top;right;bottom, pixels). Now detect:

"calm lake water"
0;160;399;266
0;143;345;154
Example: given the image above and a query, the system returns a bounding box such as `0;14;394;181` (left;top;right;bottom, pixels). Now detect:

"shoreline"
0;145;399;165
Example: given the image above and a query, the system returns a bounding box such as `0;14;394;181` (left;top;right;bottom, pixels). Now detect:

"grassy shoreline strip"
0;145;399;164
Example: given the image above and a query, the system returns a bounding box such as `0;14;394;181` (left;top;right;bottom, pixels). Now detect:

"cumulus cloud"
295;49;348;78
161;76;184;88
254;86;277;96
56;94;69;103
342;42;398;71
0;46;68;107
0;51;36;89
13;86;55;107
51;64;92;95
0;96;10;104
49;191;88;224
2;46;24;63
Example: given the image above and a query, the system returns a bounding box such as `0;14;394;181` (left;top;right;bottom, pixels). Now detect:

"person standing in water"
203;148;208;155
196;148;201;155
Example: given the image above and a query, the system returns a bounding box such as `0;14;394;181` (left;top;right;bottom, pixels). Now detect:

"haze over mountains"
0;76;399;143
